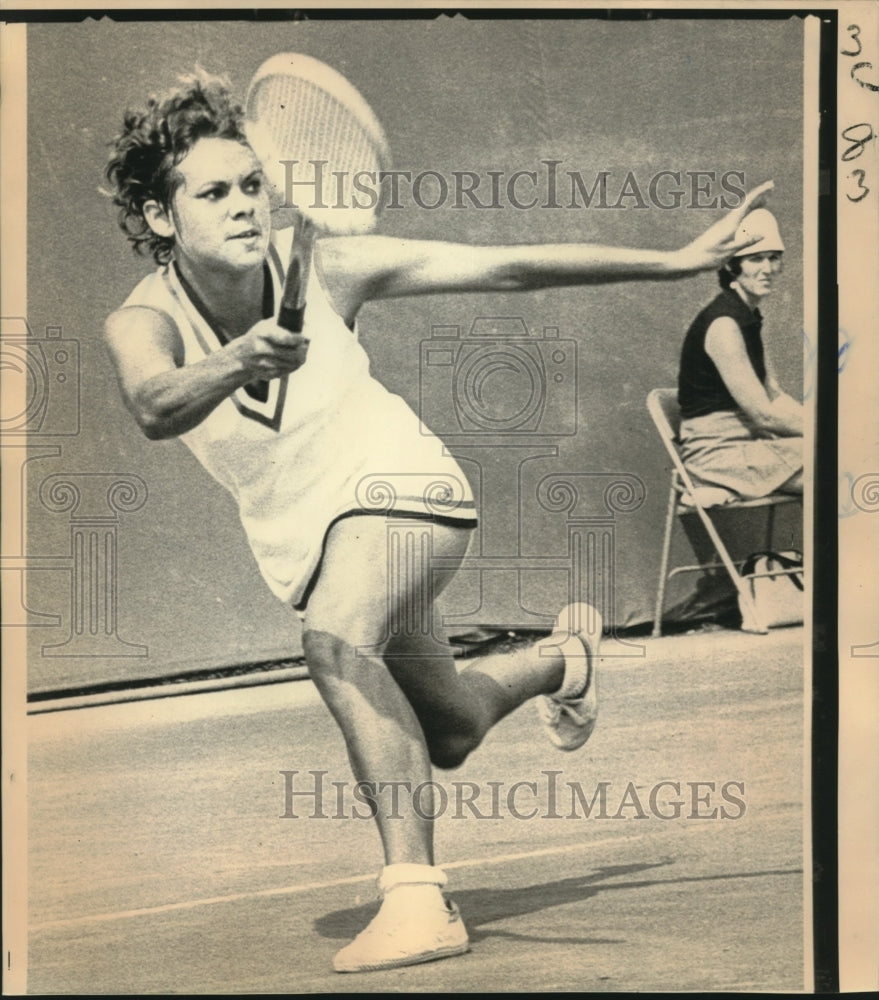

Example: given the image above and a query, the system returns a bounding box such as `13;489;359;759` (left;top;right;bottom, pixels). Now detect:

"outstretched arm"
318;181;775;319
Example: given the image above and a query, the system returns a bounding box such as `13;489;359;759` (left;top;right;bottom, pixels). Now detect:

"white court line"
30;828;684;932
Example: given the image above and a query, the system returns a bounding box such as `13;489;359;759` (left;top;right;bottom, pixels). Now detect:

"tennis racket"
244;53;392;332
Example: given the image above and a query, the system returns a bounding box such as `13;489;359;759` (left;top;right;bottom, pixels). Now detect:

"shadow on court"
316;861;670;943
316;859;803;947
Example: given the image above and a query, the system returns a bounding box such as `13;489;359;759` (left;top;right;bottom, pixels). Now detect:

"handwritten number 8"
841;123;875;161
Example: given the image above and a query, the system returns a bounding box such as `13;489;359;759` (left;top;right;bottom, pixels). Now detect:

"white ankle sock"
545;631;586;698
378;863;447;906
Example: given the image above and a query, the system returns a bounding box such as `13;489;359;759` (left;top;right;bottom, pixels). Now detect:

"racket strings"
252;78;383;177
246;59;390;234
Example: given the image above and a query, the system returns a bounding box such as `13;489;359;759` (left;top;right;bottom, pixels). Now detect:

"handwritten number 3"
842;25;861;57
842;25;878;90
847;170;869;202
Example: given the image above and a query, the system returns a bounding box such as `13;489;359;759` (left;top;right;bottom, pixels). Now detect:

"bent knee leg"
420;710;483;770
302;627;341;670
426;733;479;770
302;629;427;752
300;627;386;705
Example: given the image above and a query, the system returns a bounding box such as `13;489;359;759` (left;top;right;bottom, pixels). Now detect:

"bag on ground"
739;550;804;629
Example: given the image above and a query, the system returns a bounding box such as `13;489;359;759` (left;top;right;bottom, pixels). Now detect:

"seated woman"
677;208;804;503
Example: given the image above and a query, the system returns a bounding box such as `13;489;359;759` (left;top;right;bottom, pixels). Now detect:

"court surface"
27;626;808;993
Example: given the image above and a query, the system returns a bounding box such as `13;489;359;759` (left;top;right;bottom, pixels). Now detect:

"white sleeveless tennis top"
120;237;476;607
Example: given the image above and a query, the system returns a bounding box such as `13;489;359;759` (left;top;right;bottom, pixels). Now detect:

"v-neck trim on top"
172;260;275;403
172;260;275;346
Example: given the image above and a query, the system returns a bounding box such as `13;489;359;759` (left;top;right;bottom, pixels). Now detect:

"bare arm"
104;307;309;440
319;181;775;318
762;349;802;408
704;317;803;437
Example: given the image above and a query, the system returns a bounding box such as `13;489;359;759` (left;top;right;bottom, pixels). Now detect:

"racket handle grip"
277;221;315;333
278;301;307;333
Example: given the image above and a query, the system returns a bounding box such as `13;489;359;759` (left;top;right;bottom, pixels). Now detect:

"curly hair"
105;70;247;265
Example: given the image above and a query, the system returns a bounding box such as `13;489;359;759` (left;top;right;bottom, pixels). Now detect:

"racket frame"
243;52;391;333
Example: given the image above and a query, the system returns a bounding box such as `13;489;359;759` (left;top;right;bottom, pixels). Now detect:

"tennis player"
104;71;774;973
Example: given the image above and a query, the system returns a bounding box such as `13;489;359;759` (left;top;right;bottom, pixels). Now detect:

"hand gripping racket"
244;53;392;332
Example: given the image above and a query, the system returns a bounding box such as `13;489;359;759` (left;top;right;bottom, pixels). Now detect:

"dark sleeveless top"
678;289;766;420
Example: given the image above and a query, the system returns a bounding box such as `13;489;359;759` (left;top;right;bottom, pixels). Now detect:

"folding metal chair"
647;388;801;636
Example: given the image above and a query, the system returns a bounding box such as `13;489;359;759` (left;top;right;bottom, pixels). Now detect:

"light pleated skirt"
679;410;803;500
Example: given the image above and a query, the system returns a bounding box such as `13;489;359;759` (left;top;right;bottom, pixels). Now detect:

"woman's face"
164;137;272;273
735;251;784;301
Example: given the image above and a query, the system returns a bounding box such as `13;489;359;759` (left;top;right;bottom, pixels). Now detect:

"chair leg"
653;480;679;637
692;505;768;634
765;503;776;551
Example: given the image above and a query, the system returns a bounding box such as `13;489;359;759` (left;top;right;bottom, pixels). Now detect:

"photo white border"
2;2;876;993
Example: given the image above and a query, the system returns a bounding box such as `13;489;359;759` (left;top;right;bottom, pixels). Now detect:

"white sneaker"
333;891;469;973
536;602;602;751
